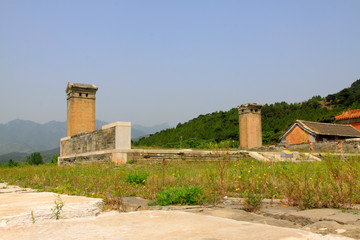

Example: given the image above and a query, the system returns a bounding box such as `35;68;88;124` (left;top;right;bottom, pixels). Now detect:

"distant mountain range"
0;120;170;163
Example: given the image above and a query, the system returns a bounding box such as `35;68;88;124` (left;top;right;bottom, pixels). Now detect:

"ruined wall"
61;127;116;156
127;149;247;162
287;138;360;153
59;122;131;165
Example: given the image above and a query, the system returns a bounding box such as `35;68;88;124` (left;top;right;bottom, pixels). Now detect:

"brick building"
279;120;360;145
335;109;360;131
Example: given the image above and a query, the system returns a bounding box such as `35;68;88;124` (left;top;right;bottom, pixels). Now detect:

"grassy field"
1;155;359;211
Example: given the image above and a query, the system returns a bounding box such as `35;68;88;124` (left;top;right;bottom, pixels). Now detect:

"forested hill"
135;79;360;148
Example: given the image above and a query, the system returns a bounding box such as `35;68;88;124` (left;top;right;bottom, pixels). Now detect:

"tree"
26;152;44;165
7;159;19;167
50;154;58;165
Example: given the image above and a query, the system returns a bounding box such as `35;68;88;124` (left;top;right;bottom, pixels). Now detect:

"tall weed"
0;156;359;210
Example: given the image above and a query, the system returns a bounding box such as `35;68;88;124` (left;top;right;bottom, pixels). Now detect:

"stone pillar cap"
66;82;98;93
237;103;262;110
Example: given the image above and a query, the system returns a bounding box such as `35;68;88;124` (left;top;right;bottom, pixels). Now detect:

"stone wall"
61;127;116;156
287;138;360;153
127;149;248;162
58;122;131;165
58;121;249;165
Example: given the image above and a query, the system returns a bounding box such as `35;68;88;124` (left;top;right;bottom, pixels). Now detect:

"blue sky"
1;0;359;126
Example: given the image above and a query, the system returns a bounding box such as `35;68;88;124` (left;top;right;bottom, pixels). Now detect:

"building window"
86;93;88;97
79;93;82;97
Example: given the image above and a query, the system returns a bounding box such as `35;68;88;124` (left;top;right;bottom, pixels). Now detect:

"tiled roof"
297;120;360;137
335;109;360;121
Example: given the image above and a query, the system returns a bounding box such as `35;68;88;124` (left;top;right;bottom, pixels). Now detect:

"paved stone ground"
0;210;353;240
0;183;103;226
124;197;360;239
1;183;359;239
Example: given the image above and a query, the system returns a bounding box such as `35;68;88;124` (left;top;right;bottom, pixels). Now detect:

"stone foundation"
127;149;248;162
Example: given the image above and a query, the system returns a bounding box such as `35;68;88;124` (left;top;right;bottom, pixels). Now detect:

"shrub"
50;154;58;164
26;152;44;165
150;185;205;206
127;160;137;164
7;159;19;167
125;172;148;184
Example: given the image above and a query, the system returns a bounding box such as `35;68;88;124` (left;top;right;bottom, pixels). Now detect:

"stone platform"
0;183;103;226
0;183;356;240
0;210;353;240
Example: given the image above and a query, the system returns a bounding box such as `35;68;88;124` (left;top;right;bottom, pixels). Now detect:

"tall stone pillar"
238;103;262;149
66;82;98;136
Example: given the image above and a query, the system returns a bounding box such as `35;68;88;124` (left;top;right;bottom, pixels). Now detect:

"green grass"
0;155;359;210
149;185;205;206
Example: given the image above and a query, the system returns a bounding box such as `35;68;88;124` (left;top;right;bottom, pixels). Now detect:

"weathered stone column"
237;103;262;149
66;82;98;136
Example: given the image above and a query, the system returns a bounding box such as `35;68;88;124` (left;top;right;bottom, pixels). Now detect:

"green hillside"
135;79;360;148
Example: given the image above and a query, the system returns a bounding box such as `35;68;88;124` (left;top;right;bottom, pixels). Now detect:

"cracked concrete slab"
0;184;358;239
304;221;360;238
0;185;103;226
0;182;36;193
261;207;360;225
0;210;353;240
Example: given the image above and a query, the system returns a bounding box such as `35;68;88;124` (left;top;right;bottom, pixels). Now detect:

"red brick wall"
286;125;310;145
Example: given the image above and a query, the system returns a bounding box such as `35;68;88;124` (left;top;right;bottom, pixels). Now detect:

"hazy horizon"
0;118;172;128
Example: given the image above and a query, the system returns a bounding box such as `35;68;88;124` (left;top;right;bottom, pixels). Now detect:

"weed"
243;189;264;212
161;158;167;187
51;194;64;220
31;210;35;223
0;156;359;210
206;167;219;206
126;172;148;185
103;194;124;211
341;208;360;214
149;185;205;206
218;152;230;196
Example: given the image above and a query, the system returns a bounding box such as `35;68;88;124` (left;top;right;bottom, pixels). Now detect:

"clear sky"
1;0;359;126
